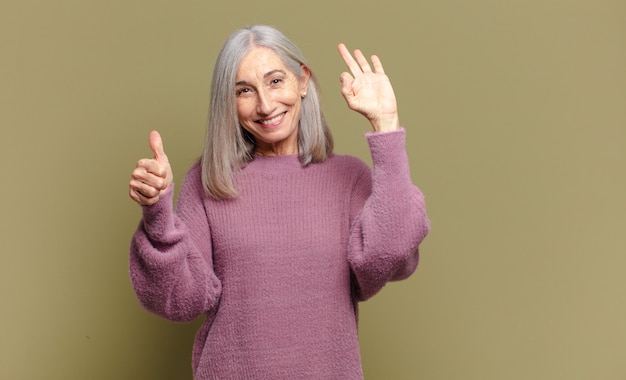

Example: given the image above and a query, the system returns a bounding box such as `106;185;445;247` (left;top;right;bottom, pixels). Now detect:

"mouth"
257;112;286;128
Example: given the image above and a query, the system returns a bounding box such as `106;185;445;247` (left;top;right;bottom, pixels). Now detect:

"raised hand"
129;130;174;206
338;43;400;133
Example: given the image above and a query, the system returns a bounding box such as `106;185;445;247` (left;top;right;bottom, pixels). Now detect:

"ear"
300;65;311;96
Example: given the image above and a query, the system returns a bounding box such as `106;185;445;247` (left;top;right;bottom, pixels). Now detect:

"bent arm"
348;129;430;301
129;166;222;322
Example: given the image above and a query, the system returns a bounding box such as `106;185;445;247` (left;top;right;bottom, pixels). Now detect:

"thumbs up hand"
129;131;174;206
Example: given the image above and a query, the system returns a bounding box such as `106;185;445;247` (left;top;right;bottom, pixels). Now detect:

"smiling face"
235;47;310;156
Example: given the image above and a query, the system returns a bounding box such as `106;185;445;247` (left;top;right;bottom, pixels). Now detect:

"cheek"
279;89;302;106
240;124;254;137
236;100;253;119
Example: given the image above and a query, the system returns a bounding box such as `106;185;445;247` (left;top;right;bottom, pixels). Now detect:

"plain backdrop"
2;0;625;379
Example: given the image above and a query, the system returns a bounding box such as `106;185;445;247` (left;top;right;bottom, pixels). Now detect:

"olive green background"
2;0;625;379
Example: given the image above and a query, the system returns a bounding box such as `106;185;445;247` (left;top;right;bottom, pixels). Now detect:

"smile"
258;113;285;127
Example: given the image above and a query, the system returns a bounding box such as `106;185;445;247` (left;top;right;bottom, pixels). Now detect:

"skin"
235;47;310;156
129;43;400;206
337;43;400;133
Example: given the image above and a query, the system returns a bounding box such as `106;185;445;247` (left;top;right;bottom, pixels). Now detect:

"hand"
129;131;174;206
338;43;400;133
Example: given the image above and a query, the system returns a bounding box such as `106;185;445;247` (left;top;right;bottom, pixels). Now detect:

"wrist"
369;114;400;133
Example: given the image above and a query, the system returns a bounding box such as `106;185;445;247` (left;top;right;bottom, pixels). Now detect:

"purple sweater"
130;129;430;379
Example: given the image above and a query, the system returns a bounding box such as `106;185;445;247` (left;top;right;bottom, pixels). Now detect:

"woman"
129;25;429;379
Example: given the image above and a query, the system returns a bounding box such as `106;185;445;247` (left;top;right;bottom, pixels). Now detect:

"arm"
128;132;221;322
338;44;429;300
130;168;222;322
347;129;430;301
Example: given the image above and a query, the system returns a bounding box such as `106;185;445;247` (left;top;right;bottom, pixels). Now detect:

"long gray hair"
200;25;333;199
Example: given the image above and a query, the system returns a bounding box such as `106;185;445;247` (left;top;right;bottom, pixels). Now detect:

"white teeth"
260;114;283;125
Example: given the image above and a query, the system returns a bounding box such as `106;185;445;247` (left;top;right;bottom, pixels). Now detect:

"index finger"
338;43;362;76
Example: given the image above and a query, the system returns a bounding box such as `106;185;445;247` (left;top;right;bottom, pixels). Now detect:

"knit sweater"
130;129;430;379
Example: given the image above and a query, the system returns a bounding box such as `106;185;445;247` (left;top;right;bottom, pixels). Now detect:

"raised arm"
129;132;221;322
339;46;430;301
347;131;430;301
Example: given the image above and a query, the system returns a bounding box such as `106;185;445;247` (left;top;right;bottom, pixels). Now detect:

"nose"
256;87;274;116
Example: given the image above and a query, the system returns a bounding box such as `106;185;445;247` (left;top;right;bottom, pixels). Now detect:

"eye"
270;78;283;85
236;87;251;96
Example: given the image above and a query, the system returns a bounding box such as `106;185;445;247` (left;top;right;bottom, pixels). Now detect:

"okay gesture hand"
338;43;400;133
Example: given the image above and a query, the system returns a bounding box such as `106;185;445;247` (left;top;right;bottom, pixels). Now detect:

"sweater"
129;129;430;379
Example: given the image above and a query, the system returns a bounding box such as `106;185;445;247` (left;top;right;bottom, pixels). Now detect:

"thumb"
339;73;357;109
339;73;354;96
149;130;168;163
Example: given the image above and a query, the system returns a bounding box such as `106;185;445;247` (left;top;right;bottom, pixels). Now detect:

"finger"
370;54;385;74
339;72;354;96
149;130;168;163
129;187;143;204
130;178;162;199
129;186;159;206
132;163;168;194
130;168;166;199
136;158;167;179
353;49;372;73
337;43;362;76
141;172;168;191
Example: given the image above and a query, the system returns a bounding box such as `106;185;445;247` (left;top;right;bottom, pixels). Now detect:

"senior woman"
129;25;429;379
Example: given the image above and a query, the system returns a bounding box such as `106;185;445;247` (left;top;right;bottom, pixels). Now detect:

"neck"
255;144;298;156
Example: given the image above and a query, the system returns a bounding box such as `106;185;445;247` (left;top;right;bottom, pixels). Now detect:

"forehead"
236;47;290;79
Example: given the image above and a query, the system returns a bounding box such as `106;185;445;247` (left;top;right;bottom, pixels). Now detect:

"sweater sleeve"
129;164;222;322
347;129;430;301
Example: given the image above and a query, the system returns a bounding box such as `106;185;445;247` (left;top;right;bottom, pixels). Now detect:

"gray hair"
201;25;333;199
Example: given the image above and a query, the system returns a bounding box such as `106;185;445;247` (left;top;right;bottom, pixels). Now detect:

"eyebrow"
235;69;287;86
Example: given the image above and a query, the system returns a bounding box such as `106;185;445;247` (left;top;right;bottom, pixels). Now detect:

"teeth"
260;114;283;125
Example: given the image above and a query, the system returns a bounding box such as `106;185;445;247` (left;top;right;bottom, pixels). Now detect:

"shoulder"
178;160;204;194
185;160;202;177
324;153;370;172
179;161;202;182
318;153;371;185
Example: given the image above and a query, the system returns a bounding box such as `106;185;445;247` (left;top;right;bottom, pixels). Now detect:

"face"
235;47;310;156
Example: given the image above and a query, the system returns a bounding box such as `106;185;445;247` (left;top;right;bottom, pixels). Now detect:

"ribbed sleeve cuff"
365;128;408;169
139;185;177;242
